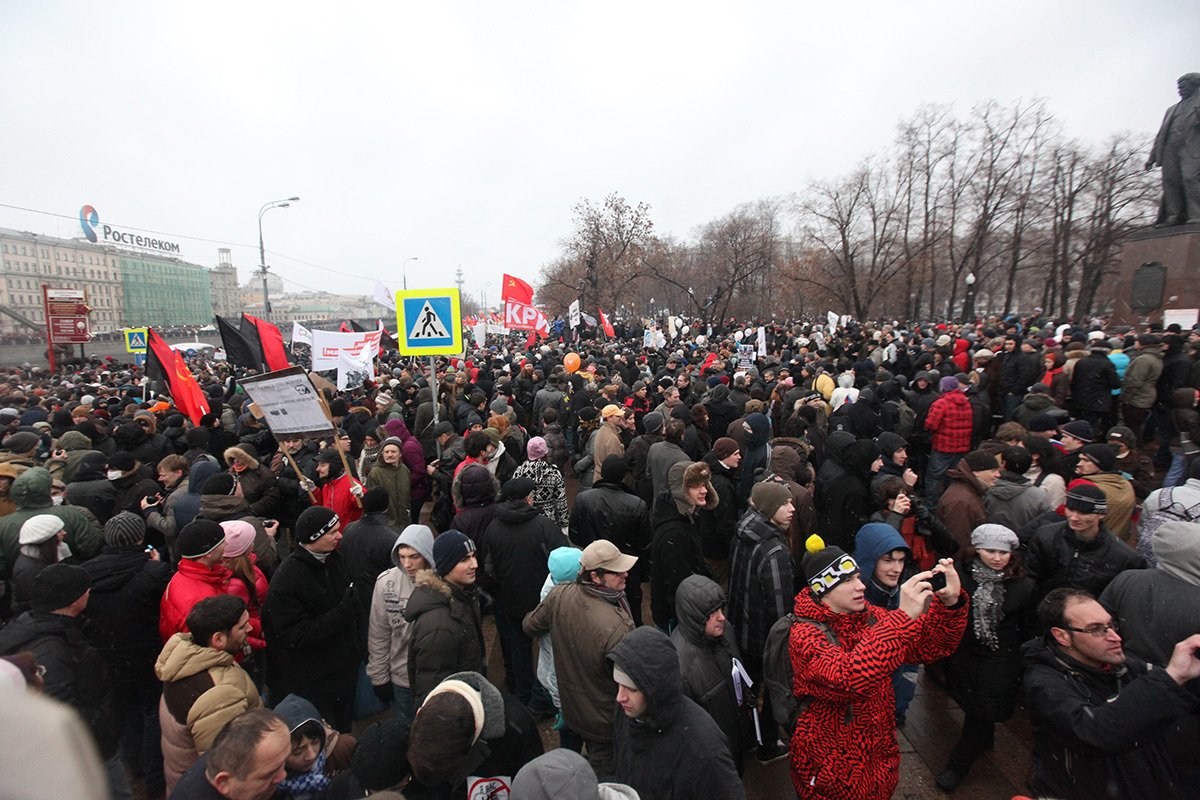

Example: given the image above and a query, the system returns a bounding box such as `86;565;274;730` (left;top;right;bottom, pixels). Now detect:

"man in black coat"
261;505;359;732
479;477;568;712
608;627;745;799
650;461;717;630
1068;343;1121;432
698;439;742;584
1023;587;1200;800
81;512;172;798
0;564;126;798
339;486;399;653
996;335;1041;420
569;455;652;625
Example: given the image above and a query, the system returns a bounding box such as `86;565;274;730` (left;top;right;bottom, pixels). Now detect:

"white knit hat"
20;514;65;545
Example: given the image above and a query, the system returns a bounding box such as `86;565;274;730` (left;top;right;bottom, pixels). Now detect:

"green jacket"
365;460;412;529
1121;349;1163;409
0;468;104;581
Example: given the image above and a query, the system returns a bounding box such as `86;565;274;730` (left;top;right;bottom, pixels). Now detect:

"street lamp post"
963;272;977;323
258;196;300;323
402;257;419;291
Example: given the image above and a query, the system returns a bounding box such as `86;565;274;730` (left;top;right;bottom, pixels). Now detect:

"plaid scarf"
278;751;329;799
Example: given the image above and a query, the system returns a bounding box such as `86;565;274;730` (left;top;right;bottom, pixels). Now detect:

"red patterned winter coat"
788;588;968;799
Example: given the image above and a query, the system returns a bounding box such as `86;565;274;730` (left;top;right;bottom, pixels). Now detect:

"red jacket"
924;390;974;453
159;559;230;642
318;473;363;526
223;555;269;652
788;588;968;799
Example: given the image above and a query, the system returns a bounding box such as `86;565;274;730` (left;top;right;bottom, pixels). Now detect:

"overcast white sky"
0;1;1193;306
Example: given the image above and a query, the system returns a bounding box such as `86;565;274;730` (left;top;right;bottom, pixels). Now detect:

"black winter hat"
202;473;237;496
963;450;999;472
501;477;536;501
104;512;145;548
1065;483;1107;515
295;506;340;545
600;454;628;484
177;519;226;559
1080;443;1117;473
31;563;91;612
432;530;476;577
876;432;907;458
362;485;390;513
801;535;860;598
108;451;136;472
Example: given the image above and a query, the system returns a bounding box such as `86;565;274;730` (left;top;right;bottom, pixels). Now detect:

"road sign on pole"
124;328;148;353
395;289;463;356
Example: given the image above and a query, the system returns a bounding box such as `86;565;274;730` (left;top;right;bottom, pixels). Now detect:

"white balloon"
745;328;754;338
695;335;707;346
682;325;690;335
734;331;744;341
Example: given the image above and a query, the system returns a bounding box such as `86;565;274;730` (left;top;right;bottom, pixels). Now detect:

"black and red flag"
241;313;290;372
216;315;262;370
145;328;210;426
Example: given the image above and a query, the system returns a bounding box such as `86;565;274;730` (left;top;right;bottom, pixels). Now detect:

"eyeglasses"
1063;621;1119;637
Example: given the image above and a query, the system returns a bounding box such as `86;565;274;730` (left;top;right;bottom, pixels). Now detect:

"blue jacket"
854;522;911;610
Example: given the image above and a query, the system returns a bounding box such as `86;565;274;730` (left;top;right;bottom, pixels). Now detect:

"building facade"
210;249;241;320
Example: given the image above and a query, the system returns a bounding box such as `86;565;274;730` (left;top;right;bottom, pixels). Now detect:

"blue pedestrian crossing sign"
395;289;462;356
124;328;148;353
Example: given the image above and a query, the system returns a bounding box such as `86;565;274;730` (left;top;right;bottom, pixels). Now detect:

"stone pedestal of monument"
1109;224;1200;325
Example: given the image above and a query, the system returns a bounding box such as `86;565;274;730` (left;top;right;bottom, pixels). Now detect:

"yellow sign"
124;328;148;353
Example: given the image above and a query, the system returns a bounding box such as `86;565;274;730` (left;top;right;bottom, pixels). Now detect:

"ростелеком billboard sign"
79;204;181;254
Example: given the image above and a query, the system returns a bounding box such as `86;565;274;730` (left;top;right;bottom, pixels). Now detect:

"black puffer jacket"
0;611;121;758
1025;520;1146;602
1069;352;1121;413
479;499;568;623
81;544;172;689
608;627;745;800
669;575;749;771
944;559;1036;723
404;570;485;703
261;547;359;701
1023;637;1197;799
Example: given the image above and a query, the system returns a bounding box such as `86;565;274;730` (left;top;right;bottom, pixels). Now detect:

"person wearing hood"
166;459;222;563
818;437;879;552
105;450;162;518
854;522;924;727
1025;483;1145;602
273;693;356;800
984;445;1053;533
736;412;771;504
727;480;794;762
936;524;1036;790
670;575;753;774
511;748;639;800
367;524;435;725
924;375;976;504
788;535;968;800
365;436;412;530
607;627;745;799
449;463;501;545
936;449;1000;548
1102;517;1200;790
81;512;172;798
195;473;280;576
50;429;102;484
651;460;718;631
404;530;486;703
1138;457;1200;565
155;594;261;794
405;671;543;798
112;417;172;472
0;467;103;601
480;477;569;712
303;448;364;528
1022;587;1200;800
524;540;637;775
869;432;917;499
1012;384;1062;430
1074;441;1137;545
64;451;119;528
223;445;282;522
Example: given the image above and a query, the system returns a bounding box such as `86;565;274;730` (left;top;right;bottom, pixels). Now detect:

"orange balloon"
564;352;581;373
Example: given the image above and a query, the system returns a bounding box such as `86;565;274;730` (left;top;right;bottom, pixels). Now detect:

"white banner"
827;311;838;333
311;329;382;371
337;347;375;391
569;299;581;329
474;322;487;349
291;321;313;346
757;326;767;357
239;367;336;438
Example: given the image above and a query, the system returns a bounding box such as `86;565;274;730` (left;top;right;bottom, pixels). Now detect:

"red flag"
598;308;615;338
504;299;549;336
501;274;534;305
242;313;290;372
145;328;210;426
339;321;353;333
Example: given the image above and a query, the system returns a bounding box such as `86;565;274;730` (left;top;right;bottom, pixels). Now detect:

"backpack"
761;610;876;734
1138;486;1200;566
887;399;916;438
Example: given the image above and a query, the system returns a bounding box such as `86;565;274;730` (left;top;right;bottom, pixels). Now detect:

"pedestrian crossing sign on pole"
124;328;148;353
395;289;463;356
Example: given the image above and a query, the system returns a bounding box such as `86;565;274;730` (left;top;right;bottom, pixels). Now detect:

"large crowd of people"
2;311;1200;800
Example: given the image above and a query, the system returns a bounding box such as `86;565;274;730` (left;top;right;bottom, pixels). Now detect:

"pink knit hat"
220;520;256;559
